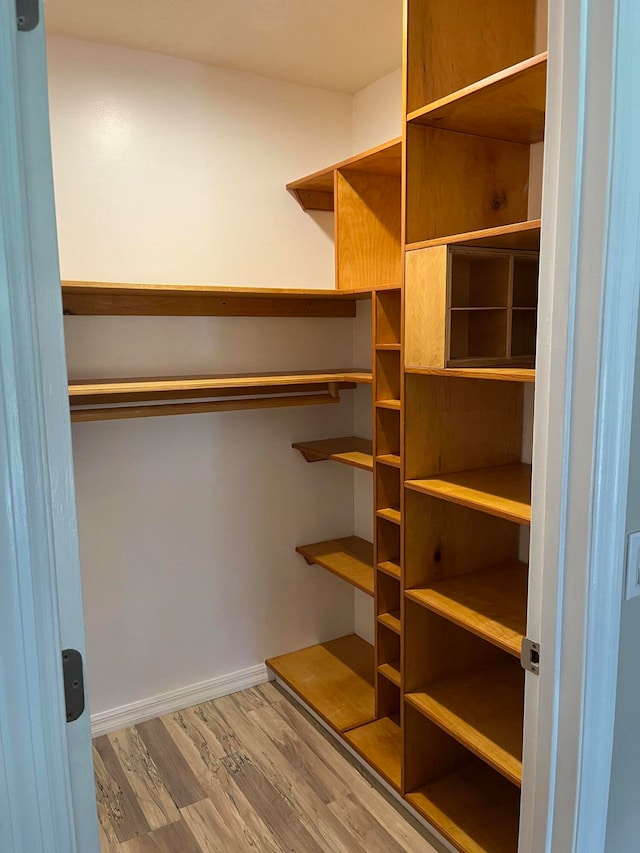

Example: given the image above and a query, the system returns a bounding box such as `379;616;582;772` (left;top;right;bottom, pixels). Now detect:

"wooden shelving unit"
295;537;374;596
345;715;402;790
292;437;373;471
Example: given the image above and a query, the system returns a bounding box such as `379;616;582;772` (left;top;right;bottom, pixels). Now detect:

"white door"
0;1;99;851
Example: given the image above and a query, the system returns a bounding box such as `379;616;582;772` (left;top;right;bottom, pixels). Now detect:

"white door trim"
521;0;640;850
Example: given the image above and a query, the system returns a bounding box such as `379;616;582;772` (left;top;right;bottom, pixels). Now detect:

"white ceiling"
45;0;403;94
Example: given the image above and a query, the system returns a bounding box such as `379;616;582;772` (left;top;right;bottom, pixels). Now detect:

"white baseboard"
90;663;272;737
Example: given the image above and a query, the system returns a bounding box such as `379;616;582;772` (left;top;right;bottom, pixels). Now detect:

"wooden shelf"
406;367;534;383
68;370;372;422
406;562;527;657
407;758;520;853
408;54;547;145
287;138;402;211
376;453;401;469
378;611;402;634
406;220;541;254
406;463;532;525
376;507;402;525
406;659;524;786
375;343;402;351
266;635;375;734
377;560;401;581
376;399;401;411
292;437;373;472
296;536;374;596
378;661;401;688
61;281;382;317
344;716;402;790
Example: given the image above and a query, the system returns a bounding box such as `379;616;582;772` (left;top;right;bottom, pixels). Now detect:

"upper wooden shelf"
406;463;532;525
296;536;374;596
61;281;387;318
407;367;535;383
287;137;402;211
266;635;375;734
292;436;373;472
408;53;547;145
406;219;541;254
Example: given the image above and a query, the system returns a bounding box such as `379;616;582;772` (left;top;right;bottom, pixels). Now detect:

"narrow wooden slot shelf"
406;463;532;525
406;367;535;383
266;635;375;734
376;399;402;411
377;560;401;580
296;536;374;596
61;281;378;317
376;453;401;469
287;138;402;211
408;54;547;145
292;437;373;472
378;661;401;688
378;611;402;634
407;758;520;853
344;716;402;790
406;220;541;254
376;507;402;525
406;562;527;657
376;343;402;351
406;659;524;787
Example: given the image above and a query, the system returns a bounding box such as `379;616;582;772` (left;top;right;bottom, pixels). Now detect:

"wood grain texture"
405;246;448;369
292;436;374;471
345;717;402;791
296;536;374;596
406;219;541;253
93;737;151;843
135;718;206;808
409;54;547;144
407;366;535;383
376;507;402;526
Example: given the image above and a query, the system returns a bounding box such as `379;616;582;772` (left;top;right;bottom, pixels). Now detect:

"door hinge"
16;0;39;31
521;637;540;675
62;649;85;722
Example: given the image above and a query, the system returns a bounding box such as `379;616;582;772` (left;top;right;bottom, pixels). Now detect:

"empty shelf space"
405;562;527;657
407;759;520;853
376;399;401;411
287;138;402;211
292;437;373;471
376;453;401;469
378;661;402;688
406;659;524;786
406;220;541;254
378;611;402;634
408;53;547;145
296;536;374;596
61;281;375;317
406;463;532;525
376;507;402;525
377;560;402;580
266;635;375;734
344;716;402;791
406;367;535;383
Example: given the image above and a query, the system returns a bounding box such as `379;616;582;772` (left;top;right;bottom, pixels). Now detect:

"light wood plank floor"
94;681;444;852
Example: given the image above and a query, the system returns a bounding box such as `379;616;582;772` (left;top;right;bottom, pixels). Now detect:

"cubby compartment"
449;308;509;362
377;617;402;708
376;516;401;580
511;308;537;359
512;256;539;307
376;464;401;515
377;572;401;620
375;289;402;346
404;704;521;852
450;252;511;308
376;349;401;402
376;407;401;458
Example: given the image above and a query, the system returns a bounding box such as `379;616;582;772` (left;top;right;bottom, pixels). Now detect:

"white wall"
352;69;402;152
47;36;361;717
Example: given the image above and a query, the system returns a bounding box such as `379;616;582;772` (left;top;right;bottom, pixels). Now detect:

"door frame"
522;0;640;850
0;2;98;851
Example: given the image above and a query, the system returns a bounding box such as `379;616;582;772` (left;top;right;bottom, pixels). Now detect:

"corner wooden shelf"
286;138;402;211
61;281;382;317
405;562;528;657
406;659;524;787
406;463;532;525
344;716;402;791
378;611;402;634
68;370;372;422
266;635;375;734
406;758;520;853
405;220;541;254
378;661;401;688
377;560;401;581
376;507;402;525
408;54;547;145
292;437;373;472
296;536;374;596
407;367;535;383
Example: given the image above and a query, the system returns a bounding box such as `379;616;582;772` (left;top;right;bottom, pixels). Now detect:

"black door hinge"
16;0;39;31
521;637;540;675
62;649;85;723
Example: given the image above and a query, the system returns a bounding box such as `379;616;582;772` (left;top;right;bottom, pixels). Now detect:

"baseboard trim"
90;663;272;737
